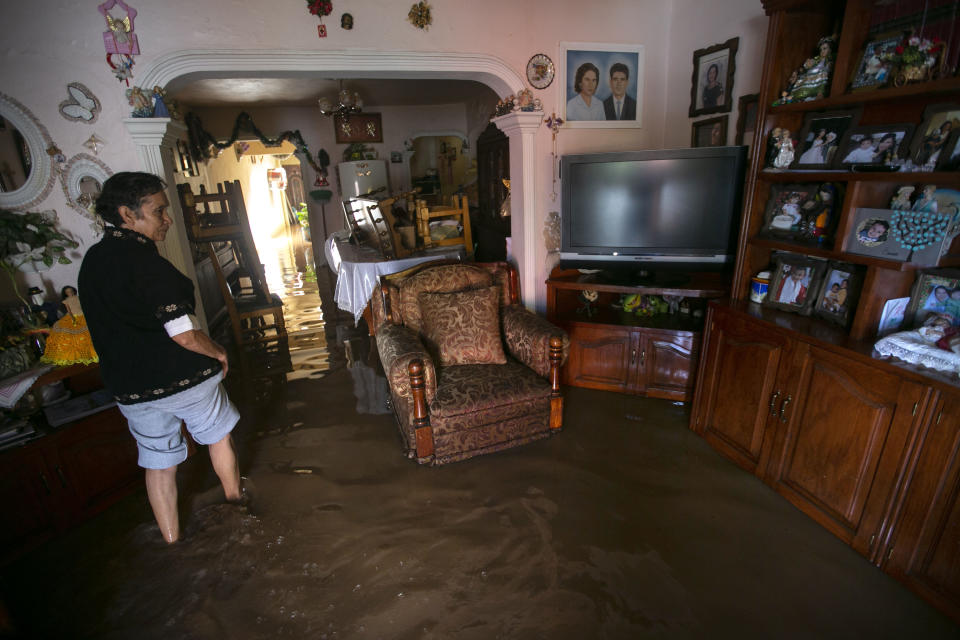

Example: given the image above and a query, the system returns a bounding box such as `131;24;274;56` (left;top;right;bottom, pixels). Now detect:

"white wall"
0;0;768;310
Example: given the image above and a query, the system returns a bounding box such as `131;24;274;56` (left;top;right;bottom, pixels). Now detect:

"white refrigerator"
337;160;388;199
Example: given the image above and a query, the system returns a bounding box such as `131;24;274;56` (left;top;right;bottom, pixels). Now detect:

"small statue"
517;89;535;112
773;129;795;169
765;127;783;168
890;186;915;210
126;86;153;117
776;35;837;104
577;290;599;317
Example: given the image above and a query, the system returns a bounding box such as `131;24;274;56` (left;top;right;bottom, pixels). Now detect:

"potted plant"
295;202;311;242
0;209;78;318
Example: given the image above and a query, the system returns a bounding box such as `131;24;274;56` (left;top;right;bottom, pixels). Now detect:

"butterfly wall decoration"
58;83;101;124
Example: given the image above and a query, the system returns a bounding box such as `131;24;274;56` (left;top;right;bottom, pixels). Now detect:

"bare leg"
145;466;179;544
208;433;241;502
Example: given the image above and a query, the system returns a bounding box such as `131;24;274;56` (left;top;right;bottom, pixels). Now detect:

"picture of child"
770;192;803;231
775;265;809;305
819;270;851;314
856;218;890;246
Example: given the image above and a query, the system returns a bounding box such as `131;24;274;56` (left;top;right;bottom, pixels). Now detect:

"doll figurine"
773;130;795;169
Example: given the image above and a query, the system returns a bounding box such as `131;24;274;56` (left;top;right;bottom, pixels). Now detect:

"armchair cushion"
501;304;569;378
419;286;507;366
397;264;493;332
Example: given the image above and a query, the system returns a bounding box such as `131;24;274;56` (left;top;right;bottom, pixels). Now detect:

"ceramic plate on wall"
526;53;555;90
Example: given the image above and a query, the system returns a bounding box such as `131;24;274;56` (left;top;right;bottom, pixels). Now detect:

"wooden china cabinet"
690;0;960;622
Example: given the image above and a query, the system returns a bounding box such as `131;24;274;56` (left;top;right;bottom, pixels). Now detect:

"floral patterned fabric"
397;264;493;333
501;304;569;378
418;286;507;366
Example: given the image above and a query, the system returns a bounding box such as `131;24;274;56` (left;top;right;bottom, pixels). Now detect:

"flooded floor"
1;233;957;638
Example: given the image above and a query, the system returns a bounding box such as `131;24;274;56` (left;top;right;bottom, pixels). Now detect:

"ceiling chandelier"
317;80;362;118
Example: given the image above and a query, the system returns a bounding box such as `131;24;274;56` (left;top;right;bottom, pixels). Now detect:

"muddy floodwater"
1;241;956;639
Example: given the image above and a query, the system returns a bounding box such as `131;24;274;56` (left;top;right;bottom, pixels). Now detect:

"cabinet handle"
912;401;918;416
55;465;68;489
39;472;52;495
779;395;792;423
630;349;637;365
639;349;646;367
769;390;780;416
937;410;943;425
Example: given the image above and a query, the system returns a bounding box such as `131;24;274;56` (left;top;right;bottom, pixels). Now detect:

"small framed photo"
734;93;758;150
909;103;960;169
760;183;842;241
764;253;827;315
390;151;403;163
791;109;860;169
850;35;900;90
334;113;383;144
689;37;738;117
938;131;960;170
836;124;914;168
905;270;960;328
560;42;644;128
814;261;863;328
691;115;728;147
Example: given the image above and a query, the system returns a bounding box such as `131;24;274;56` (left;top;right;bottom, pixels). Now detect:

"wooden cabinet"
1;369;141;566
564;323;698;399
883;389;960;621
547;268;727;401
690;0;960;620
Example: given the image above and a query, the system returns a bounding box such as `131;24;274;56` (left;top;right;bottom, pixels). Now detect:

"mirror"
0;92;54;210
61;153;111;230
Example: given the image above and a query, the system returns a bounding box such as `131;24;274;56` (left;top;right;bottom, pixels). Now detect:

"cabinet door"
691;308;789;474
638;329;697;401
563;323;636;393
764;344;921;552
53;407;140;521
884;391;960;621
0;448;59;563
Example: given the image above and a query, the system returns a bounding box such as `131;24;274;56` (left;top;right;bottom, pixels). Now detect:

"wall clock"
526;53;555;90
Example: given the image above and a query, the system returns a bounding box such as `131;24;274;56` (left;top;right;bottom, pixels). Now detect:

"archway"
125;50;539;307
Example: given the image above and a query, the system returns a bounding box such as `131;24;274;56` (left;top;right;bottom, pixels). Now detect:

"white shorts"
118;373;239;469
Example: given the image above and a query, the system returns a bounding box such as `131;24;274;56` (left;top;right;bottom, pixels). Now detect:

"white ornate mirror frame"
0;92;55;211
60;152;111;231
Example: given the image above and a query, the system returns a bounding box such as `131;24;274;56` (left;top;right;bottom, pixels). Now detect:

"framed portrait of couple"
560;42;644;129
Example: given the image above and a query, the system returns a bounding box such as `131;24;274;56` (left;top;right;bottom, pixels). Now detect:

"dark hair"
574;62;600;94
609;62;629;79
60;285;77;300
707;63;719;78
95;172;166;226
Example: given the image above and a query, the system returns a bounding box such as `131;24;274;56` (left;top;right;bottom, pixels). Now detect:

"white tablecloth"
325;232;463;325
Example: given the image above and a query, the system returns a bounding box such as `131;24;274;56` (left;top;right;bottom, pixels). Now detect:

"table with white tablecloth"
325;231;464;325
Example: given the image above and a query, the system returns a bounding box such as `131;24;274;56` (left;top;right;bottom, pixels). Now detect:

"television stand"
591;267;696;288
546;266;730;400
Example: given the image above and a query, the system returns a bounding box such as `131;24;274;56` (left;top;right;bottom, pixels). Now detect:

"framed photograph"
813;261;863;328
390;151;402;163
560;42;644;128
763;253;827;315
835;123;915;168
334;113;383;144
689;37;738;117
938;130;960;170
760;182;840;241
791;109;860;170
734;93;758;150
877;296;910;337
905;270;960;328
691;115;728;147
909;103;960;169
849;35;900;90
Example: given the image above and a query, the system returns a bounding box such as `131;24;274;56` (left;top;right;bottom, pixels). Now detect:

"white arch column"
122;117;209;326
492;111;542;309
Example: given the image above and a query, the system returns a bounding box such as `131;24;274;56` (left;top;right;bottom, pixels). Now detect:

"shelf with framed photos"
690;0;960;623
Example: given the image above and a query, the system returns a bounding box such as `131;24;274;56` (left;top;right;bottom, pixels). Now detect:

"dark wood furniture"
474;122;510;261
0;365;140;565
546;268;729;401
690;0;960;622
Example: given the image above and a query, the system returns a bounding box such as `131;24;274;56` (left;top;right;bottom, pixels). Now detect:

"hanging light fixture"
317;80;362;118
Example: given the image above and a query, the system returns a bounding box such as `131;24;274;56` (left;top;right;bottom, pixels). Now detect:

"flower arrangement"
886;34;943;70
306;0;332;16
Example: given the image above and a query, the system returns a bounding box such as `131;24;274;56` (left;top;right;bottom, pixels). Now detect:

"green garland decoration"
185;111;325;175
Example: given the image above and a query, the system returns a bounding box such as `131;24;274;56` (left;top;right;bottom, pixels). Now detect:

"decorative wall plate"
526;53;555;90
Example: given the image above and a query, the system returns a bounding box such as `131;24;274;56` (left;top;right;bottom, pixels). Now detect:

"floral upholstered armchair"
371;261;568;465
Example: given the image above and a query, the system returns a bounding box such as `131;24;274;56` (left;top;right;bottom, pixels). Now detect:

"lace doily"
874;330;960;375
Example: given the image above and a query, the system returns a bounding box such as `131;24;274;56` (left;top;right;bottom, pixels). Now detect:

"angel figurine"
773;130;795;169
890;186;915;210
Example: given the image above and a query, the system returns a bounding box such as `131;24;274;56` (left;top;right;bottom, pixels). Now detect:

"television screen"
561;147;747;269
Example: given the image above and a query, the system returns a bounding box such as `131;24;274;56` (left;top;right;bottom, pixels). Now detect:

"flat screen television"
560;146;747;276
